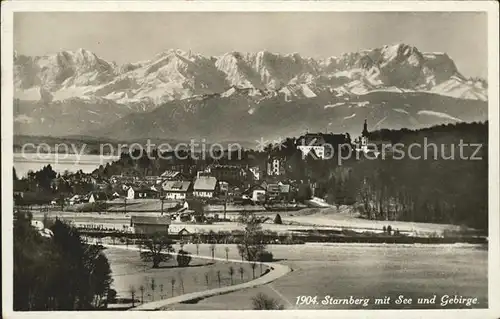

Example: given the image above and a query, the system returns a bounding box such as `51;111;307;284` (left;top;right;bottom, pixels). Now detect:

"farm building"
130;215;171;235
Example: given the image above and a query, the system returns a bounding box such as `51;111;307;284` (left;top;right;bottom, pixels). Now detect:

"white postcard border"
1;1;499;319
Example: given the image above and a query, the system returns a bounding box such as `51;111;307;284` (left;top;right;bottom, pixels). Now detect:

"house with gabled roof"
130;215;171;235
127;186;158;200
193;176;218;198
88;191;110;203
162;181;192;200
244;184;267;202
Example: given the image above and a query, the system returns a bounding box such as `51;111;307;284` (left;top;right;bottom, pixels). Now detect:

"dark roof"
160;170;181;179
90;191;109;201
130;186;157;193
178;228;191;235
296;134;326;146
296;133;349;147
163;181;191;192
130;215;171;225
244;184;266;194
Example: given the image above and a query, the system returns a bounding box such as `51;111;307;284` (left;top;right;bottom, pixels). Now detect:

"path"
102;244;292;311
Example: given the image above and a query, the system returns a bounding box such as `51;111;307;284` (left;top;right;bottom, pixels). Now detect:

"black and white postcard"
2;2;499;319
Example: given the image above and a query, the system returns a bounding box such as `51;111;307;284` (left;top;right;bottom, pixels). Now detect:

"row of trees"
137;211;273;269
127;262;265;306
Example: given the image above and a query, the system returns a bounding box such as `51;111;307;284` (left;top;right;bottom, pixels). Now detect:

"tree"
216;270;222;287
229;266;235;285
204;273;209;287
250;262;257;279
273;214;283;224
176;250;192;267
139;285;145;304
179;273;185;294
13;167;19;181
170;278;176;296
210;243;216;260
239;266;245;281
150;278;156;301
251;293;285;310
189;199;206;222
296;184;312;203
225;246;230;261
159;284;164;299
237;212;267;261
139;233;175;268
129;286;136;307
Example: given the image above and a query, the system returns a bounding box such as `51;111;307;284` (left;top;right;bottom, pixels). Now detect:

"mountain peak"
14;44;486;105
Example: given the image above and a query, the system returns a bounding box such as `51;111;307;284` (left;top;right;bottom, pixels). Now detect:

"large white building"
193;176;218;198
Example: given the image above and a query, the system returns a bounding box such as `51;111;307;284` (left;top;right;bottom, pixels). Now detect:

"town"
13;122;405;236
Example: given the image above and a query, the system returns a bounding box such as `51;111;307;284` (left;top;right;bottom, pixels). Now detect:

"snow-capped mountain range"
14;43;488;141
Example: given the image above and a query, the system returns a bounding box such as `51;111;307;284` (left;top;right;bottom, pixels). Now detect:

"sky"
14;12;487;78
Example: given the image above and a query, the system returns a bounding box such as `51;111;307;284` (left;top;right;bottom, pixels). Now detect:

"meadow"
104;246;268;304
162;243;488;310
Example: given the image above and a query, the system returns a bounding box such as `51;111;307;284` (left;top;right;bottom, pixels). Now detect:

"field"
104;246;268;304
106;199;179;212
160;243;488;310
280;207;465;235
32;206;467;236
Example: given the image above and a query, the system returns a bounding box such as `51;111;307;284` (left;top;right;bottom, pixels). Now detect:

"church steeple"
362;119;369;137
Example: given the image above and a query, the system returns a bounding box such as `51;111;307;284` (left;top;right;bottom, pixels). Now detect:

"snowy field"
163;243;488;310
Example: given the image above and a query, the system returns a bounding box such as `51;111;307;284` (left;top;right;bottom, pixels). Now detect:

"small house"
127;187;158;200
130;215;171;235
245;185;267;202
88;191;110;203
162;181;192;200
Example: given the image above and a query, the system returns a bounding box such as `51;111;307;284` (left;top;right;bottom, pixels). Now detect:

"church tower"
362;119;369;137
361;119;369;149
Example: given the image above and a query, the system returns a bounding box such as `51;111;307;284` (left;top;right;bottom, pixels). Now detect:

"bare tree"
179;272;185;294
224;246;229;261
159;284;164;299
228;266;234;285
204;272;209;287
128;285;136;307
139;285;145;304
170;278;176;297
238;266;245;281
216;270;221;287
150;278;156;301
195;242;200;255
251;262;257;279
210;243;216;260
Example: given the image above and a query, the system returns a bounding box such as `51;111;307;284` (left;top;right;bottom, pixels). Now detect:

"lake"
13;153;119;177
